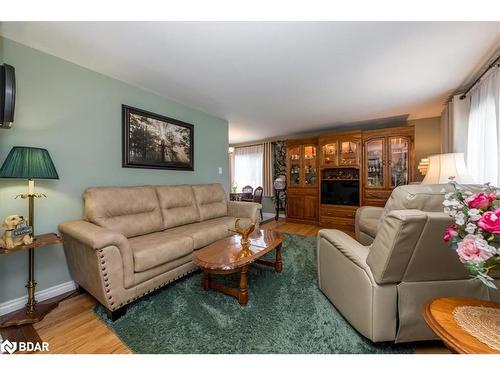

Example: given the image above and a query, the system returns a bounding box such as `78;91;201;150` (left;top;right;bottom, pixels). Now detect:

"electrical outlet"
218;167;223;175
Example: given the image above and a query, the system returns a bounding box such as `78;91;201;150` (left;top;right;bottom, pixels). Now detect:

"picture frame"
122;105;194;171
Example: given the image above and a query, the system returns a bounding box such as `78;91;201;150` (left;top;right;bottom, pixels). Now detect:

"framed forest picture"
122;105;194;171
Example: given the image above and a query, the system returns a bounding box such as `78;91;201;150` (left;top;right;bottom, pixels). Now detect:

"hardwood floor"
33;293;130;354
2;219;448;354
262;218;322;237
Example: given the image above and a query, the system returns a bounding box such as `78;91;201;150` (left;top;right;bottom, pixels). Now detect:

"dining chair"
242;186;263;220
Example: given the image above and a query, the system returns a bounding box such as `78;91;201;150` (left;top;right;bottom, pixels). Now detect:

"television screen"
321;180;360;206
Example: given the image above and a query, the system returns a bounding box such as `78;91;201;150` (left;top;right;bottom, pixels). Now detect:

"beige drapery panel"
440;95;470;154
263;142;273;196
440;104;452;153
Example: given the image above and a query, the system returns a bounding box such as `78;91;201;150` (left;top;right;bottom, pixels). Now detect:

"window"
231;145;263;191
467;67;500;186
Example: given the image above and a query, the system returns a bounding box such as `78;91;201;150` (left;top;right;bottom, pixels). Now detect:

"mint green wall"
0;37;229;304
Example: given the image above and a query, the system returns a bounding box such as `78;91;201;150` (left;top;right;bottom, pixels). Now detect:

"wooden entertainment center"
285;125;415;231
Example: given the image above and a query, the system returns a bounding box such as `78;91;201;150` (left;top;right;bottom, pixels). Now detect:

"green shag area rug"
96;233;415;354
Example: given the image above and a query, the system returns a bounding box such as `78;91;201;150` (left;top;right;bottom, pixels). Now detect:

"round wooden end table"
423;297;500;354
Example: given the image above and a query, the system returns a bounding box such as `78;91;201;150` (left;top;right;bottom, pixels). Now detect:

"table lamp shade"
0;146;59;179
421;153;475;184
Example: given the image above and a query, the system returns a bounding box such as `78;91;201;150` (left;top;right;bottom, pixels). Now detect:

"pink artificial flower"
466;192;495;209
443;225;459;241
456;234;493;263
477;208;500;234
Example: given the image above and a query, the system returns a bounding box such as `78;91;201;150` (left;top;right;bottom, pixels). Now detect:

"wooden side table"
423;297;500;354
0;233;63;328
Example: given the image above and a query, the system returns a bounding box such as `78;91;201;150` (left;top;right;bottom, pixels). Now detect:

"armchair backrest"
367;210;427;284
367;210;470;284
377;183;483;232
401;212;470;282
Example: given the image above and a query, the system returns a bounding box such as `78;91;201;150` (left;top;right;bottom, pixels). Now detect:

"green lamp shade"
0;146;59;179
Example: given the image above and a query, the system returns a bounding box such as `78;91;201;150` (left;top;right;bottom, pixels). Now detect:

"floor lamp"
0;146;59;321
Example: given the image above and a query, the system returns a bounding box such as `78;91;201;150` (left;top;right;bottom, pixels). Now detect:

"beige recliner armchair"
318;184;500;343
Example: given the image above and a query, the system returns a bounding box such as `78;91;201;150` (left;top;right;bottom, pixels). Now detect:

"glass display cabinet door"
289;146;301;186
389;137;410;188
340;141;358;165
365;139;385;188
303;145;317;186
322;142;337;166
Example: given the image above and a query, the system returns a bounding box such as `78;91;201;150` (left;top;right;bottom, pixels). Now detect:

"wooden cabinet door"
287;146;301;187
339;139;360;166
364;137;387;190
321;142;338;167
303;195;318;220
286;195;303;219
302;144;318;187
388;136;411;188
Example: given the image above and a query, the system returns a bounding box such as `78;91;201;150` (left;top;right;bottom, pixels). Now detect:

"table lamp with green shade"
0;146;59;322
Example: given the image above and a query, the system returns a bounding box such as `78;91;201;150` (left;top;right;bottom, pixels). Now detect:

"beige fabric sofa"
318;184;500;343
59;183;261;320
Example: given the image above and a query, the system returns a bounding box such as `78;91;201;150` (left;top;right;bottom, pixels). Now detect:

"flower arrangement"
443;180;500;288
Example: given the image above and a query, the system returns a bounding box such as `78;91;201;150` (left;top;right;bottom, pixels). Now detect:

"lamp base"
0;301;58;328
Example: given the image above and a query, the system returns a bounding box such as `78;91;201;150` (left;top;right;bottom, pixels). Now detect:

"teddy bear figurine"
0;214;33;249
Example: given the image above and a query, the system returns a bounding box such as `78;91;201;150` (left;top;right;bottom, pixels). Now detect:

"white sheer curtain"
466;66;500;186
441;95;471;154
232;145;263;191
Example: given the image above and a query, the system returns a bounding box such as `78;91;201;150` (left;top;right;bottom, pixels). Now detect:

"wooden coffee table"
193;229;283;305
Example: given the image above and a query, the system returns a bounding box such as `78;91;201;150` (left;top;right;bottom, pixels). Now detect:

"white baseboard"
0;280;77;317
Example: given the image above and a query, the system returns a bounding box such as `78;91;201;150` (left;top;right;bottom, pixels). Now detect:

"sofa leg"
105;306;127;321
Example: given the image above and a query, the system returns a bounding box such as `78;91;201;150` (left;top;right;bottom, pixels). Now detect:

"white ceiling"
1;22;499;143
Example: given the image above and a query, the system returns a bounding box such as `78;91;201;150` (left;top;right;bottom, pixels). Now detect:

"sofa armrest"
59;220;135;291
318;229;370;269
355;206;385;243
356;206;384;222
58;220;129;250
227;201;261;222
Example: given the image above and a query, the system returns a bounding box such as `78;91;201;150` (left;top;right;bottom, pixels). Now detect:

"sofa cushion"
155;185;200;229
84;186;163;238
166;217;237;249
129;232;194;273
192;183;228;221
